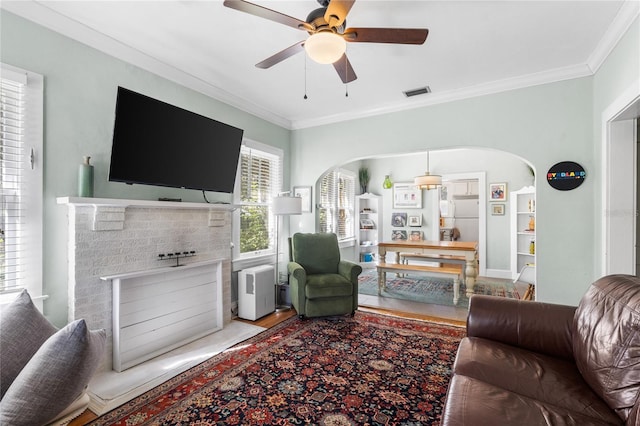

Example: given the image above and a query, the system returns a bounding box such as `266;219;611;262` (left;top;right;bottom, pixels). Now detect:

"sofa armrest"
338;260;363;285
467;295;576;361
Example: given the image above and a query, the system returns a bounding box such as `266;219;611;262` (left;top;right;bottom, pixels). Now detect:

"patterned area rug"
359;268;519;308
89;312;465;425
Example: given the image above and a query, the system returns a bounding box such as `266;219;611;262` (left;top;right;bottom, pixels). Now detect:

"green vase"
383;175;393;189
78;156;94;197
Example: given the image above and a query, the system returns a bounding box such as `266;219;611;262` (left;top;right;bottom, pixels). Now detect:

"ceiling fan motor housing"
306;7;345;34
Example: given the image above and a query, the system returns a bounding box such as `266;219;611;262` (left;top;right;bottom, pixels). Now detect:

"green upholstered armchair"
288;232;362;319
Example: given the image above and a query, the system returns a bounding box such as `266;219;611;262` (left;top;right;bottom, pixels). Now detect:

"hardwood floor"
69;304;462;425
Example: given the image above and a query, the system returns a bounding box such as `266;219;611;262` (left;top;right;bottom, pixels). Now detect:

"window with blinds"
0;64;43;303
233;141;282;259
318;169;355;241
0;76;24;292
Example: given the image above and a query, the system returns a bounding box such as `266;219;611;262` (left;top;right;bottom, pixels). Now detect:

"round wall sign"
547;161;586;190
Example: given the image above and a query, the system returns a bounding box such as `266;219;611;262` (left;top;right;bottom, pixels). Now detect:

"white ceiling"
3;1;638;129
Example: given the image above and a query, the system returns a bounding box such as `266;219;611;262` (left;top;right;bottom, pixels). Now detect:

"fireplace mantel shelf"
57;196;234;210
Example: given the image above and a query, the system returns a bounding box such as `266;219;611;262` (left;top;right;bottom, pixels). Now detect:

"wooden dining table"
378;240;479;296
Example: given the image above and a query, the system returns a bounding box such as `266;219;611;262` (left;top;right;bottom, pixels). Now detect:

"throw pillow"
0;319;106;426
0;289;57;398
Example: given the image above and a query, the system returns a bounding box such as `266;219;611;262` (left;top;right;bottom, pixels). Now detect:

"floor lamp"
273;194;302;312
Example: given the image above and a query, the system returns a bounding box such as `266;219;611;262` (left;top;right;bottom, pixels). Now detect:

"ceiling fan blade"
343;27;429;44
333;53;357;84
223;0;312;31
255;41;305;69
324;0;355;29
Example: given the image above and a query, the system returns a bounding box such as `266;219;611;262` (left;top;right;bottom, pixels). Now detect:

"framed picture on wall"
489;183;507;201
293;186;312;212
491;204;505;215
393;183;422;208
409;230;423;241
391;212;407;227
408;215;422;227
391;230;408;241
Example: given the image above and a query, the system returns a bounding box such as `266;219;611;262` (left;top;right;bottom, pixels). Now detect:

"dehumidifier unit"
238;265;275;320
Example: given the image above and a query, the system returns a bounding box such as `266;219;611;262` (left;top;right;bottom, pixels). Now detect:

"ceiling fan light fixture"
304;32;346;64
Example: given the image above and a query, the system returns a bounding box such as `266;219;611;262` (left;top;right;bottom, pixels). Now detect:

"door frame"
601;81;640;275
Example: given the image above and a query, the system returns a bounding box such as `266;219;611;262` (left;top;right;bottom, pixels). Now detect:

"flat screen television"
109;87;244;194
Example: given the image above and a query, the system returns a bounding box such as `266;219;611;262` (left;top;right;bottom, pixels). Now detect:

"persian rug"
359;268;519;308
89;312;465;425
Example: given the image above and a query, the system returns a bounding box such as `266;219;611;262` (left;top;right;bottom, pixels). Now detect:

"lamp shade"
273;196;302;215
414;173;442;190
304;32;346;64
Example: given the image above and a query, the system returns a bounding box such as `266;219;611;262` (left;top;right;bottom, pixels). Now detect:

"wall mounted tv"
109;87;244;194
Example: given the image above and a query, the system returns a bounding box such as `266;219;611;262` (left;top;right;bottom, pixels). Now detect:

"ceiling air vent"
403;86;431;98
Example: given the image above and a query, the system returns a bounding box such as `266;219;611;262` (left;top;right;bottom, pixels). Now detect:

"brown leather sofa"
442;274;640;425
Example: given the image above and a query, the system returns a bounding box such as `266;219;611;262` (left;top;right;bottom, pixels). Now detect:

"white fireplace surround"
57;197;234;374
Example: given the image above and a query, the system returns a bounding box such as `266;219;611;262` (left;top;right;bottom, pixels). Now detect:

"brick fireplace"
57;197;233;374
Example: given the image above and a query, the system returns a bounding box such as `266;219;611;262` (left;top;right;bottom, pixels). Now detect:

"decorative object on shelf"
358;167;370;194
415;151;442;190
489;182;507;201
273;193;302;312
78;156;94;197
393;183;422;208
383;174;393;189
391;212;407;227
546;161;586;190
491;204;505;216
528;215;535;231
529;239;535;255
157;250;196;267
408;215;422;226
360;218;375;229
293;186;312;213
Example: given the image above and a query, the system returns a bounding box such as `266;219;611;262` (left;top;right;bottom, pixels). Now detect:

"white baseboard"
484;269;513;280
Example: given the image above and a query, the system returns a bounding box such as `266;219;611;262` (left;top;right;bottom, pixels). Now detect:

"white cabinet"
511;186;536;284
356;194;382;268
452;180;479;196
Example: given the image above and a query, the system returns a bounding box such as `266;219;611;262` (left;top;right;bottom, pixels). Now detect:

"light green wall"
2;9;637;317
291;15;639;305
0;11;290;326
592;16;640;277
291;76;596;306
347;150;532;272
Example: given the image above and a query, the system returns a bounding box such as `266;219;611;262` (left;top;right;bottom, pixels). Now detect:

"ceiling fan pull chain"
344;46;349;97
304;53;308;100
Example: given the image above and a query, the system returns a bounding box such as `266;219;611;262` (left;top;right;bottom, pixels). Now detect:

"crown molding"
291;63;593;129
587;0;640;73
3;1;637;132
1;1;293;129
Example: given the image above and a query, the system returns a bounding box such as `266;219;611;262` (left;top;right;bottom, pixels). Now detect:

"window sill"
338;238;356;249
232;253;276;272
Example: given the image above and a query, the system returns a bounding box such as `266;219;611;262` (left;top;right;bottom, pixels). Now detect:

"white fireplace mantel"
57;196;234;210
57;197;232;231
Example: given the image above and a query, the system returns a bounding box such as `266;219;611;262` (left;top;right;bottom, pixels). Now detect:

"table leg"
465;256;477;297
379;247;387;263
453;277;460;305
377;270;386;295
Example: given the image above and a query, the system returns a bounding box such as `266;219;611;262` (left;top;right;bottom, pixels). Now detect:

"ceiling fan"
223;0;429;83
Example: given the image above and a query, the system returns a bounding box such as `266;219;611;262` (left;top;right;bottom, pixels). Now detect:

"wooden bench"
399;253;467;283
376;262;464;305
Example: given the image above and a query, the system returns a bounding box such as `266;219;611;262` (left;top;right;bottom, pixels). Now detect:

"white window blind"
233;140;282;260
318;169;355;241
0;64;43;304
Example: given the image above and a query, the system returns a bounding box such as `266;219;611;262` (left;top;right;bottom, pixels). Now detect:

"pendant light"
414;151;442;190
